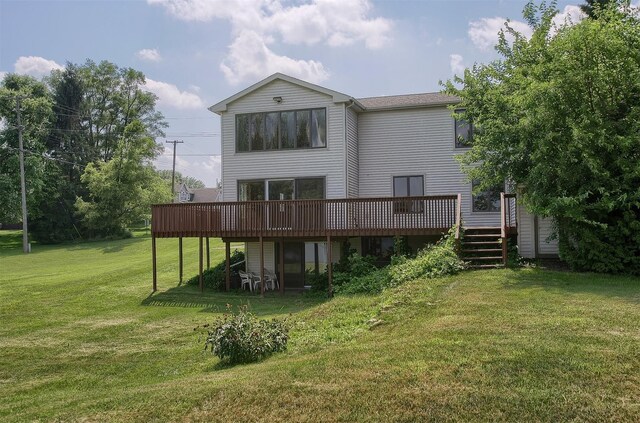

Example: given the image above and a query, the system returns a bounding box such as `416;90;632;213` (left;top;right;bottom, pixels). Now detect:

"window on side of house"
472;180;502;212
238;180;265;201
237;178;325;201
455;108;473;148
236;108;326;152
393;175;424;213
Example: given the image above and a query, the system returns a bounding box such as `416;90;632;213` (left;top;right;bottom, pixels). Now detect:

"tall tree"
75;121;171;237
0;74;54;225
157;169;206;190
79;60;167;162
444;1;640;274
580;0;619;18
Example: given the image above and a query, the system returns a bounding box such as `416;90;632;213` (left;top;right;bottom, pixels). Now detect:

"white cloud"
137;48;162;62
551;5;585;32
468;17;533;50
220;30;329;85
14;56;63;78
148;0;392;85
155;148;221;187
0;71;7;81
449;54;465;75
469;5;589;51
144;79;205;109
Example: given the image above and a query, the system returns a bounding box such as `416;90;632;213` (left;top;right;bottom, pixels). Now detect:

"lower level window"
238;178;325;201
393;175;424;213
472;180;501;212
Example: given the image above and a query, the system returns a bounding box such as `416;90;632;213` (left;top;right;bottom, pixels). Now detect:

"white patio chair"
239;270;253;292
264;269;280;291
250;272;263;292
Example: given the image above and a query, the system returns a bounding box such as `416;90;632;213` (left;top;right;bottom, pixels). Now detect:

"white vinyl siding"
221;80;346;201
537;217;559;256
346;106;359;198
517;208;559;258
518;207;536;258
245;241;275;274
357;107;501;227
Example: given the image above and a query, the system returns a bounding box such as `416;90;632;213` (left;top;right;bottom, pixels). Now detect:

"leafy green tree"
75;121;171;237
79;60;167;162
444;1;640;274
157;169;206;190
580;0;619;18
0;74;54;225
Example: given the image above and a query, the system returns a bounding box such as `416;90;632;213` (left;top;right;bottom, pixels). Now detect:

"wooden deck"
151;195;462;240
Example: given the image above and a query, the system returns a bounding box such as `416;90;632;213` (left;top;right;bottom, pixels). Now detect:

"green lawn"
1;231;639;422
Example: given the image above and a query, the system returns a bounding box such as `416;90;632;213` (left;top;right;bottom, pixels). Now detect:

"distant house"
151;73;558;293
176;183;221;203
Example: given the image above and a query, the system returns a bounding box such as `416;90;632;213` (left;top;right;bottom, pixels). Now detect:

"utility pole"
165;140;183;201
16;96;29;253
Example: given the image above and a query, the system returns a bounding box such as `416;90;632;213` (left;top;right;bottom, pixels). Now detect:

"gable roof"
209;73;362;114
357;93;459;111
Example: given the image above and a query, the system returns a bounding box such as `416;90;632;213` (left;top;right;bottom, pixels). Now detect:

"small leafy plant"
204;306;288;364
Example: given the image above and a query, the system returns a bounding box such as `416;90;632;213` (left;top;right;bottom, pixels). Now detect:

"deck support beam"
178;237;183;285
327;235;333;297
206;237;210;269
259;236;265;298
199;236;204;292
225;241;231;291
279;239;284;295
152;236;157;292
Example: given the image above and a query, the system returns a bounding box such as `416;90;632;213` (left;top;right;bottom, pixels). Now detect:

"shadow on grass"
498;267;640;303
141;284;327;316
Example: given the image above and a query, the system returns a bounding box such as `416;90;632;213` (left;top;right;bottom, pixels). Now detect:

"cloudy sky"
0;0;596;186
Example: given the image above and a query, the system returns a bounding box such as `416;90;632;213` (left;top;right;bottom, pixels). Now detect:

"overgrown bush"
204;306;288;364
388;229;465;286
305;269;329;293
333;253;392;295
186;250;245;290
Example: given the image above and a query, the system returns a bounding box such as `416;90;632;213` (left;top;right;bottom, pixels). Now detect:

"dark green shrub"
333;253;391;295
388;228;465;285
204;306;288;364
333;267;391;295
305;269;329;293
186;250;245;290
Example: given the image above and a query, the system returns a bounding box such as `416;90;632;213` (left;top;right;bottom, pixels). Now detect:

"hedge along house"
151;73;558;294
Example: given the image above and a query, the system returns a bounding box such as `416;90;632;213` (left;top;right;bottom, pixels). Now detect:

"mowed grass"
0;231;639;422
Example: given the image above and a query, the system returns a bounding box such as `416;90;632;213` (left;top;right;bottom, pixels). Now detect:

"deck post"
225;241;231;291
279;239;285;295
206;237;210;269
199;236;204;292
178;237;183;285
259;236;265;297
152;235;157;292
327;235;333;297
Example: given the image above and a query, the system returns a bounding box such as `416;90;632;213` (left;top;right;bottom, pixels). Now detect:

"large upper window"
236;108;326;152
472;180;501;212
393;175;424;213
455;109;473;148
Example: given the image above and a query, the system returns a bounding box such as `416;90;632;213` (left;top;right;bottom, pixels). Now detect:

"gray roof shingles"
356;92;459;110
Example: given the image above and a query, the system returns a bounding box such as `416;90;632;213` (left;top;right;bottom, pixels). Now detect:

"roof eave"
208;73;357;114
360;100;460;112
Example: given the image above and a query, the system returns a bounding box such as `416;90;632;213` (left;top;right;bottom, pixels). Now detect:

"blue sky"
0;0;589;185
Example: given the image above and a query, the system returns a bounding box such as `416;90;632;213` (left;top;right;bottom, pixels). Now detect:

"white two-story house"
151;73;558;292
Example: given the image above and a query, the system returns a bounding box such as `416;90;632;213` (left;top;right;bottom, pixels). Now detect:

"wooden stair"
460;227;504;269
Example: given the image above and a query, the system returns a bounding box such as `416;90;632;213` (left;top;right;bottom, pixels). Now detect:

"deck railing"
500;193;518;264
152;195;461;239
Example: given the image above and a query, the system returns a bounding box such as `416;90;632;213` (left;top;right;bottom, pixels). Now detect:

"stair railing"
500;192;507;265
454;193;462;253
